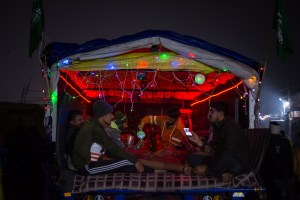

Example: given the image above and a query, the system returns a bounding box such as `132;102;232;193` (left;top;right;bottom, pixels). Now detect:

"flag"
272;0;293;61
29;0;44;57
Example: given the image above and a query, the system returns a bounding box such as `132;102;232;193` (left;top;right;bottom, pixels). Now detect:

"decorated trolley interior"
41;30;267;199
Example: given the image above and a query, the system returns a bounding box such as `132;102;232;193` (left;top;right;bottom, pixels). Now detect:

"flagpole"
253;9;275;128
261;27;274;83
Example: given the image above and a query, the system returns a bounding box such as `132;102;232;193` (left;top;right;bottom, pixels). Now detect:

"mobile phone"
183;128;192;137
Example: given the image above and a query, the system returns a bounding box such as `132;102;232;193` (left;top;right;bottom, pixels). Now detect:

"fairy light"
188;53;195;58
56;58;72;68
114;70;129;107
51;91;58;104
170;60;180;68
159;53;169;60
70;69;241;105
107;62;118;70
190;81;243;106
60;75;91;103
137;60;148;69
41;67;50;106
60;57;246;109
222;68;228;72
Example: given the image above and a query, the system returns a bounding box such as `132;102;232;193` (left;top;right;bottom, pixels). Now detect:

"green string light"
51;91;58;104
159;53;169;60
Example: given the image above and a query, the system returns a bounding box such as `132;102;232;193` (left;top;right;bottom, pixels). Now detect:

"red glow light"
190;81;243;106
188;53;195;58
137;60;148;69
60;75;91;103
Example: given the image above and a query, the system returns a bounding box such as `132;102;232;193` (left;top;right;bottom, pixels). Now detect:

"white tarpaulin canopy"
42;30;261;141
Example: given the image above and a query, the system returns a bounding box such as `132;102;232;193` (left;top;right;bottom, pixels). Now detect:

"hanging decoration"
56;50;255;112
194;73;205;84
137;130;146;140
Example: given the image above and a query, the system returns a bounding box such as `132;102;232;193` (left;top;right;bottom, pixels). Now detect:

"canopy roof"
43;30;261;104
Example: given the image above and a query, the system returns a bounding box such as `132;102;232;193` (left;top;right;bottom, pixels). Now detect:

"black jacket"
211;117;250;168
261;134;294;180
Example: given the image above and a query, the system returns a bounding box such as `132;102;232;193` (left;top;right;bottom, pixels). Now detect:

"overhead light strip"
60;75;91;103
190;81;243;106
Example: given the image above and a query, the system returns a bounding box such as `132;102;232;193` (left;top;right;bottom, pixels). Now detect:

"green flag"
29;0;44;57
272;0;293;61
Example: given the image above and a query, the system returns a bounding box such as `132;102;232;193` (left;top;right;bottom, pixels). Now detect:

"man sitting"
72;100;149;175
186;101;250;182
65;110;84;170
138;107;194;164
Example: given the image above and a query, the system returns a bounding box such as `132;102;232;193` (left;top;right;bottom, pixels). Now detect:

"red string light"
60;75;91;103
190;81;243;106
60;72;243;106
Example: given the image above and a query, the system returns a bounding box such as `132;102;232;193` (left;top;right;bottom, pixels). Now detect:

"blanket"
72;171;260;194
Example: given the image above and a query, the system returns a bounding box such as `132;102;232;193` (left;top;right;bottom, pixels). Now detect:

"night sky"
1;0;299;115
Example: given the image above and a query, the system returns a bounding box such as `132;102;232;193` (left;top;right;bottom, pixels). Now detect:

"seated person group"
66;100;250;182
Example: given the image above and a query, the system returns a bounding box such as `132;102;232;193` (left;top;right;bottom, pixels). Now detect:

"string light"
170;60;180;68
190;81;243;106
51;91;58;104
107;62;117;70
56;58;72;68
66;76;247;112
188;53;195;58
63;68;247;107
60;75;91;103
137;60;148;69
55;51;257;109
159;53;169;60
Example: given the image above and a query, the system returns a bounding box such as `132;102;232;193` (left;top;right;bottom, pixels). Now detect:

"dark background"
1;0;299;116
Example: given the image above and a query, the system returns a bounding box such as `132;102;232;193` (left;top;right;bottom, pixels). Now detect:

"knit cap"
93;100;113;119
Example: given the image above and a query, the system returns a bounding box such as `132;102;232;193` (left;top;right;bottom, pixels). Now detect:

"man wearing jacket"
187;101;249;181
138;107;194;164
72;100;148;175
